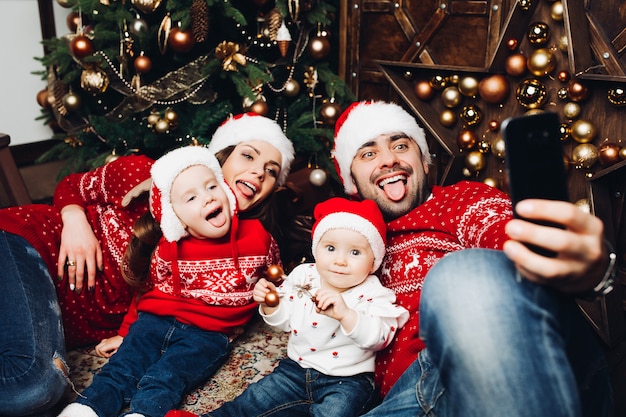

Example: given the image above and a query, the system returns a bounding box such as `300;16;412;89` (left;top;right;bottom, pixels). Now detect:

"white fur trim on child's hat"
207;113;295;186
311;197;387;271
150;146;237;242
332;101;431;196
57;403;99;417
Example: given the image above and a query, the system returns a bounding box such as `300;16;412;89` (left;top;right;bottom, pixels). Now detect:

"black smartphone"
501;111;569;257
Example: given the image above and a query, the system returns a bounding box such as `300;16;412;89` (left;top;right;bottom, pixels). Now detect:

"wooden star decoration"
375;0;626;205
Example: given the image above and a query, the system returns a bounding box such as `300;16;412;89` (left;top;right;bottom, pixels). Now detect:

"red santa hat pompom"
332;101;431;196
208;112;295;186
150;146;237;242
311;197;387;270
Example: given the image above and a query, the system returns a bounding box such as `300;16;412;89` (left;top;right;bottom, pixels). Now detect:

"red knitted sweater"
375;180;513;396
118;222;281;337
0;155;154;348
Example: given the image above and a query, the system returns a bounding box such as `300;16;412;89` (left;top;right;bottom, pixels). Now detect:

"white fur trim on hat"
311;212;386;271
207;113;295;185
333;101;431;195
150;146;237;242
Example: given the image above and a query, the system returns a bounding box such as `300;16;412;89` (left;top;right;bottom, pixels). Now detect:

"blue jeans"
0;231;69;417
77;312;230;417
208;357;376;417
362;249;613;417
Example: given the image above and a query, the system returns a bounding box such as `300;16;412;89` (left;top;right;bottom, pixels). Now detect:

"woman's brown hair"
121;210;162;292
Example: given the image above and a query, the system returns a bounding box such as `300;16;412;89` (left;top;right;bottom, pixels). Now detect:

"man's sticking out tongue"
380;175;406;201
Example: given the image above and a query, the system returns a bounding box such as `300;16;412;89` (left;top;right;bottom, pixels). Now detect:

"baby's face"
314;228;375;292
170;165;231;239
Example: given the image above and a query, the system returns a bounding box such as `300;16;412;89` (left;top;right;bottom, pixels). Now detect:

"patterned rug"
65;316;288;415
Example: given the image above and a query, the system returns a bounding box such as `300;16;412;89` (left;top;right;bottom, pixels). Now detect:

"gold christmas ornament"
558;123;571;141
550;1;564;21
607;87;626;106
459;104;482;126
439;109;456;127
164;108;178;128
483;177;499;188
557;70;570;83
491;135;506;159
134;54;152;74
147;112;160;126
458;76;479;97
215;41;247;71
562;102;581;119
558;35;569;52
465;150;486;173
527;48;556;77
249;99;269;116
571;143;598;169
429;75;447;90
154;119;170;133
527;21;550;45
488;119;500;131
319;100;342;125
620;147;626;160
56;0;74;8
308;34;331;60
131;0;163;14
283;79;300;97
570;119;597;143
477;139;491;153
441;86;462;108
62;92;81;112
478;74;510;104
80;66;110;94
516;78;547;109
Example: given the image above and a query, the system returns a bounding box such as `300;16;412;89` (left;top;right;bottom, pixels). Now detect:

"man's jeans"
0;231;69;417
363;249;613;417
78;312;231;417
208;357;376;417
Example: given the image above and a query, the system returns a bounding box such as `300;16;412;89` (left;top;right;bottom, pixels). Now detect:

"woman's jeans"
208;357;376;417
362;249;613;417
77;312;230;417
0;231;69;416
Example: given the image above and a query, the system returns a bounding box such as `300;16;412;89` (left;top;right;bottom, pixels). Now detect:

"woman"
0;112;294;417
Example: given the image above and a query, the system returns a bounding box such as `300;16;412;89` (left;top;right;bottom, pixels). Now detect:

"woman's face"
220;140;283;212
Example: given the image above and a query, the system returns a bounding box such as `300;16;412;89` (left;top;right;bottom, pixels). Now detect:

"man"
332;101;614;417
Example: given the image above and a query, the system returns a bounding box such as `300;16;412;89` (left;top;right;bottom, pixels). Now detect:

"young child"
57;146;281;417
169;197;409;417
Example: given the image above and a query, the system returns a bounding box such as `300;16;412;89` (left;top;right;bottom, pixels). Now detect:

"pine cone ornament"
265;8;283;41
191;0;209;43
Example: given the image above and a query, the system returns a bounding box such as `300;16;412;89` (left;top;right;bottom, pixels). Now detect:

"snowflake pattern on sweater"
374;180;513;396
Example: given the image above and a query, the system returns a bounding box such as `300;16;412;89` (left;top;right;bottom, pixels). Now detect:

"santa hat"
150;146;237;242
311;197;387;270
208;113;295;186
333;101;431;195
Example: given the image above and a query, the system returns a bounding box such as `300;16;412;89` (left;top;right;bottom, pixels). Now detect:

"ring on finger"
66;260;76;267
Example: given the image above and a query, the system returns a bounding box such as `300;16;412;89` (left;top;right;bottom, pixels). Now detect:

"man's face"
350;133;430;221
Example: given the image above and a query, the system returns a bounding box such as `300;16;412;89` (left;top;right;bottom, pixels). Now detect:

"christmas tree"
36;0;353;182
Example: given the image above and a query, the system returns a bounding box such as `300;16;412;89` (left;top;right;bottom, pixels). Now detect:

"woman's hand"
57;204;104;293
95;335;123;358
503;199;607;294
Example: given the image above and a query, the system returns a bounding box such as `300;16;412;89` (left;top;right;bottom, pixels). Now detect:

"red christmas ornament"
168;27;195;53
70;34;94;59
